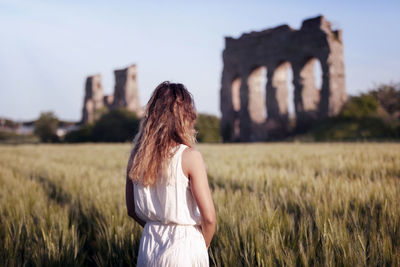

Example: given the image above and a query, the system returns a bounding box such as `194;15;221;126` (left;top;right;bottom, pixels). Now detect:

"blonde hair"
128;81;197;186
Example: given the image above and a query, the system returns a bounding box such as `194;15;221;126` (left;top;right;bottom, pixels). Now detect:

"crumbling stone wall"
82;75;104;124
112;65;142;115
220;16;347;142
81;64;142;124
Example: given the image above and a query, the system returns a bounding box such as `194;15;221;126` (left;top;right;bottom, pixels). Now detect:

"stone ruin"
82;64;142;124
82;74;104;124
220;16;347;142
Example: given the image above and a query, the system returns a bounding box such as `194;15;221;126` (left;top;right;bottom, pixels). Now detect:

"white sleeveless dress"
133;144;209;266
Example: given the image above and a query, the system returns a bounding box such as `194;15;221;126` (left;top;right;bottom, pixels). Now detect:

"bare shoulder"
182;146;205;177
182;146;203;161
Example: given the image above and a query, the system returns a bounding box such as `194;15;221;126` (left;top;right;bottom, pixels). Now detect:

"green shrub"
34;112;59;142
311;117;399;141
64;109;140;143
370;83;400;117
340;94;378;119
91;108;140;142
308;86;400;141
64;124;94;143
195;113;221;143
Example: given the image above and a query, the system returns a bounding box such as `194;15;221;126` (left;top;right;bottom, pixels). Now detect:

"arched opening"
231;77;241;141
300;58;322;112
315;59;323;90
286;66;295;129
272;62;295;129
247;66;267;123
232;77;241;112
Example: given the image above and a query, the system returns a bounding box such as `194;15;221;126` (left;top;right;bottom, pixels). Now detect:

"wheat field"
0;143;399;266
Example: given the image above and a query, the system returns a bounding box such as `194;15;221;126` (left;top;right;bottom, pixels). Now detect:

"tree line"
9;82;400;143
308;82;400;140
32;109;221;143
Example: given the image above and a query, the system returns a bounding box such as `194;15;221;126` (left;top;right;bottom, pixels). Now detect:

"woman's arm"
125;157;146;228
182;147;216;249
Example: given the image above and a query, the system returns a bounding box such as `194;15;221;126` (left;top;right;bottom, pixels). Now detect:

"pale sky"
0;0;399;121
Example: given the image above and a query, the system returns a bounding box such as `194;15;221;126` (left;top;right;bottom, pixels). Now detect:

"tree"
339;94;378;118
34;112;59;142
91;108;140;142
64;124;93;143
309;86;400;141
370;83;400;119
195;113;221;143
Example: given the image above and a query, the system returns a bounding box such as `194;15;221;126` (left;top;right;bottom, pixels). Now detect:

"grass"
0;143;399;266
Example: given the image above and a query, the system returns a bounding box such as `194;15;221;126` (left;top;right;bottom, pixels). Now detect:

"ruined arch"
270;61;296;130
293;57;325;130
231;76;241;141
314;59;323;90
232;77;241;112
247;66;267;123
220;16;347;141
271;62;291;116
299;57;322;113
246;66;268;141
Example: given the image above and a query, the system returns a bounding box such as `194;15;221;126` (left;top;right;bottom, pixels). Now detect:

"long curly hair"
128;81;197;186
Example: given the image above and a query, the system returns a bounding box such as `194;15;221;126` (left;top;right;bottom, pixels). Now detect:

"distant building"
82;64;143;124
0;117;79;138
16;121;35;135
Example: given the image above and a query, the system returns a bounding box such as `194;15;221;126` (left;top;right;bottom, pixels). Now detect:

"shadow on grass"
34;175;72;206
28;174;142;266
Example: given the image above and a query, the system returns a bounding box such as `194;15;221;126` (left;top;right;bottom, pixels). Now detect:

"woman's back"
133;144;208;266
133;144;201;225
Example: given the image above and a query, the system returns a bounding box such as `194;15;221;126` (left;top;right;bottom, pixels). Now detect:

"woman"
125;81;216;266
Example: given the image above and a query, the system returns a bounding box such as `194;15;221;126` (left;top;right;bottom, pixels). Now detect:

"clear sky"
0;0;399;121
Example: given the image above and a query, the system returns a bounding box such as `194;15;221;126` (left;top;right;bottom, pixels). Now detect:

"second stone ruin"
81;64;142;124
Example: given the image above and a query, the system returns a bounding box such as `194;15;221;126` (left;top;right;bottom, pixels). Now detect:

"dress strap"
174;144;189;183
179;144;190;161
177;144;188;154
